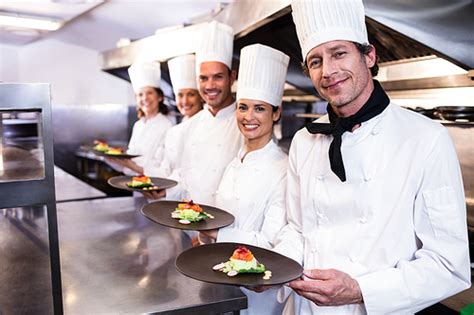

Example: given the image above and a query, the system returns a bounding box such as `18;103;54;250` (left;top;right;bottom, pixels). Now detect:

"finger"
244;285;274;293
304;268;335;280
289;278;330;295
142;192;153;199
293;289;332;306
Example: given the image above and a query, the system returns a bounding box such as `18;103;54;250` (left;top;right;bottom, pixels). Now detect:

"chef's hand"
289;269;363;306
105;157;143;174
142;189;166;200
198;229;218;241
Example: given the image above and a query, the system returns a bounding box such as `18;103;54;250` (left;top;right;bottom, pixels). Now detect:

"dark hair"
300;41;379;77
272;104;282;123
354;43;379;76
137;87;169;119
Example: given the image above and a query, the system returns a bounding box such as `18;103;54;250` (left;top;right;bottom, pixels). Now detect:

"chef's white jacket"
274;104;470;314
215;140;288;315
143;117;189;178
166;104;243;206
126;113;173;174
216;140;288;247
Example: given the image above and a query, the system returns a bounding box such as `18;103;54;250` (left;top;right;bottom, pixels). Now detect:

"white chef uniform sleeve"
272;140;305;264
356;128;471;314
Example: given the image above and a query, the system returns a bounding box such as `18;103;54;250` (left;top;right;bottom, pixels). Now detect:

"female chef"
108;61;173;175
143;54;204;179
199;44;290;315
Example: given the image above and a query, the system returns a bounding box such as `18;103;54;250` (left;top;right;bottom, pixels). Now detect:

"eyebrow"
199;72;225;78
307;44;349;60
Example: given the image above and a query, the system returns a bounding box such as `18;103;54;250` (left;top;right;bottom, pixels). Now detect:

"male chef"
147;21;242;206
274;0;471;313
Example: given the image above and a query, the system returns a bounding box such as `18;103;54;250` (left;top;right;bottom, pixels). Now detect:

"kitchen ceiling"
0;0;233;50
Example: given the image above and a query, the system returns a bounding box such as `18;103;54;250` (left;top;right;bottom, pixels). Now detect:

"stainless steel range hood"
99;0;474;95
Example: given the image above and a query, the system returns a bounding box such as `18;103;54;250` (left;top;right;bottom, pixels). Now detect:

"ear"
273;106;282;122
230;69;237;85
365;44;377;68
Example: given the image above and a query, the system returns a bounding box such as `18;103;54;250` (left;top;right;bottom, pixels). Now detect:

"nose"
243;108;254;120
205;78;217;90
182;95;190;106
322;58;337;78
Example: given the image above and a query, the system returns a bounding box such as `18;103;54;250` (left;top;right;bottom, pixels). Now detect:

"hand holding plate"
289;268;363;306
142;189;166;200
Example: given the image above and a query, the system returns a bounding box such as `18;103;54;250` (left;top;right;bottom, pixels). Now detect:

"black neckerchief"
306;80;390;182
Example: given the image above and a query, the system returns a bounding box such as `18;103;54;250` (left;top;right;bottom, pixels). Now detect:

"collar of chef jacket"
340;105;387;146
237;140;277;163
203;102;236;119
141;112;164;125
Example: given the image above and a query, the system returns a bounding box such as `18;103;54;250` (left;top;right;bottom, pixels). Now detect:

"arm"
106;157;143;175
272;142;304;264
356;128;470;314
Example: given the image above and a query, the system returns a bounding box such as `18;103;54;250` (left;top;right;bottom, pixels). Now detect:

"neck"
144;111;158;121
208;96;234;116
242;135;272;160
332;79;375;118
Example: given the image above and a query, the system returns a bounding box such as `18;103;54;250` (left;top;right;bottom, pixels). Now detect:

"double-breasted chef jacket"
126;113;173;174
144;116;189;178
215;140;288;315
216;140;288;247
275;103;470;314
166;104;243;206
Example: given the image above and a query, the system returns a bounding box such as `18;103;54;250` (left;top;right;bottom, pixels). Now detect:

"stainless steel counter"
57;197;247;314
54;166;106;202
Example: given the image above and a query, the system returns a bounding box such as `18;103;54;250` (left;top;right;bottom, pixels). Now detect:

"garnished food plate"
141;200;234;231
92;149;140;159
108;176;177;192
175;242;303;286
90;140;140;159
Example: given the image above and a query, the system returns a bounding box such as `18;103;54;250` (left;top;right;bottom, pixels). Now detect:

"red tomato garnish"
132;175;150;182
178;200;203;212
231;246;254;261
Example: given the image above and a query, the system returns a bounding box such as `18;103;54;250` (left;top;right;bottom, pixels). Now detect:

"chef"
108;61;173;175
143;54;203;178
274;0;471;313
199;44;290;315
159;21;242;206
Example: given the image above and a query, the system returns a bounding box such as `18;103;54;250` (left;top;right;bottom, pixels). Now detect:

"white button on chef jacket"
274;104;470;314
165;104;243;206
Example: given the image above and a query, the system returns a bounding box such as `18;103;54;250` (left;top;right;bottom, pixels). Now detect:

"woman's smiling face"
236;98;280;143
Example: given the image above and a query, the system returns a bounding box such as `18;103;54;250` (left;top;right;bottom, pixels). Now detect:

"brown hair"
137;87;169;119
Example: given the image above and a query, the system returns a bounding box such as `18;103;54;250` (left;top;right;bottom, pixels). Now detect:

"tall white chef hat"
196;21;234;70
237;44;290;107
291;0;369;61
128;61;161;93
168;54;197;95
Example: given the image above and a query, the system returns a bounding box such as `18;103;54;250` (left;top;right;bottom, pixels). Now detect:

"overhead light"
0;13;63;31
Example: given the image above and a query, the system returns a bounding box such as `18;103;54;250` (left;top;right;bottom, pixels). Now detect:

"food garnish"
93;140;109;152
212;246;269;278
126;175;154;189
105;147;124;155
171;200;214;224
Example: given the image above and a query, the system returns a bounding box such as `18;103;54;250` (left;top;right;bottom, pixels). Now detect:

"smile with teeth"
205;90;220;97
243;123;259;130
